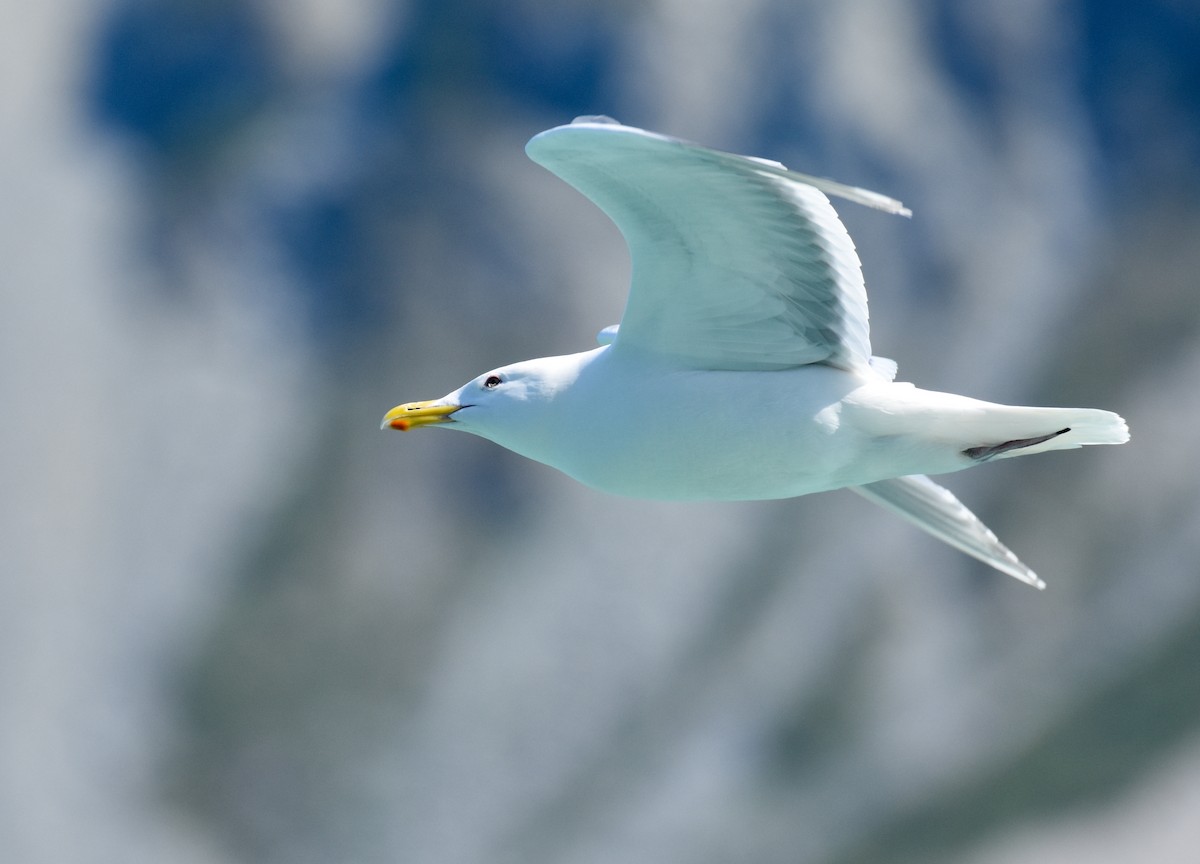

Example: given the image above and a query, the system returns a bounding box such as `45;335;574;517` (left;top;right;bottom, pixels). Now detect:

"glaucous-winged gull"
382;117;1129;588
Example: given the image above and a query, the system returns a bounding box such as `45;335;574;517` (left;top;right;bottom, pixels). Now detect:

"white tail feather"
987;408;1129;459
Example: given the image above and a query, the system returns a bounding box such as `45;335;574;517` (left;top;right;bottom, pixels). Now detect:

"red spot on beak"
393;419;411;431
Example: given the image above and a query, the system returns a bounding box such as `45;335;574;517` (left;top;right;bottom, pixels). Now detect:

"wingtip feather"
852;475;1046;589
530;120;914;218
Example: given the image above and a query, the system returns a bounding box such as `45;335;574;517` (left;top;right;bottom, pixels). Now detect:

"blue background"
3;2;1198;862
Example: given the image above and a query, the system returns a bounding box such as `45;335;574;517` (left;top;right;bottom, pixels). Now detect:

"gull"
382;117;1129;588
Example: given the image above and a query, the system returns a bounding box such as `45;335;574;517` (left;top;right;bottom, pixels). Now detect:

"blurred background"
3;1;1198;862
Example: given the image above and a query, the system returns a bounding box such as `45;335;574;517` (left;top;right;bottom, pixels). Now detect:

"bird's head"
381;353;593;455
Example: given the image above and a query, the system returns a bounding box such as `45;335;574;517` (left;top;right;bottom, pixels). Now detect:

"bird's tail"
962;406;1129;462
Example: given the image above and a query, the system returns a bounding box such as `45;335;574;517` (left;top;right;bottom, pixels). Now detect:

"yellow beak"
380;400;462;431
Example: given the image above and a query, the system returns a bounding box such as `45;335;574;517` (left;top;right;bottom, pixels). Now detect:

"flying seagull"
382;117;1128;589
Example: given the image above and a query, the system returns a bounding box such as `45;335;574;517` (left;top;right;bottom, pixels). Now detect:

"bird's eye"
483;375;503;389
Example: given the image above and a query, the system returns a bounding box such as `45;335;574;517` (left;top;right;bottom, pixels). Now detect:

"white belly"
544;355;880;501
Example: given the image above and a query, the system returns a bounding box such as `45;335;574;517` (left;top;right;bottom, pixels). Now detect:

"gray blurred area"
3;1;1199;862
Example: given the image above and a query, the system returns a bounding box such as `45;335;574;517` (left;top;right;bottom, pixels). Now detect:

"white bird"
383;117;1129;589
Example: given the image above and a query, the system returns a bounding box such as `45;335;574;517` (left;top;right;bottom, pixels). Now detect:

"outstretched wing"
525;117;909;372
852;474;1045;589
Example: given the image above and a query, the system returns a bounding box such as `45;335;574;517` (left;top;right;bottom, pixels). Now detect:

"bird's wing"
851;474;1045;589
525;117;909;372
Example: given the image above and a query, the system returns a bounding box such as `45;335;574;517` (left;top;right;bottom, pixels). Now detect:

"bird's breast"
544;360;871;501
